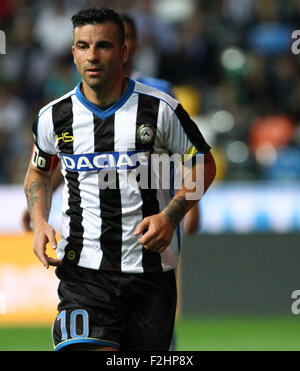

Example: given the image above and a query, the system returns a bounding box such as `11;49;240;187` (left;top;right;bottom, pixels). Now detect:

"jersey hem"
60;259;177;274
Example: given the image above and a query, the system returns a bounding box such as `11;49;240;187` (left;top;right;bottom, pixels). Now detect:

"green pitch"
1;315;300;351
175;315;300;351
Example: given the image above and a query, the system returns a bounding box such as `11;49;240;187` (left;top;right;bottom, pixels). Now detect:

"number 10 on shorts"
57;309;89;340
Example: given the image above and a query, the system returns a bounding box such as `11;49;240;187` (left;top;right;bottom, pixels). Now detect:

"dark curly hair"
71;7;125;45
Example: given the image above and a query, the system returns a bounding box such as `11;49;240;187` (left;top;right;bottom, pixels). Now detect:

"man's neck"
81;77;128;108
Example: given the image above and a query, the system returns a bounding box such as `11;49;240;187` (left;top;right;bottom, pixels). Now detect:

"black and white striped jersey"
32;78;211;273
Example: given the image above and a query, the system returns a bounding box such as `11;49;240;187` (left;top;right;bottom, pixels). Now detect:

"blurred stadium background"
1;0;300;350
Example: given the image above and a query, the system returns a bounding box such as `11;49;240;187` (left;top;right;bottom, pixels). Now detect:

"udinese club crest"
137;124;156;145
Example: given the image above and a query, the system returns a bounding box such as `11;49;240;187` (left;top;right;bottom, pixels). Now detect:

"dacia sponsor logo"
61;151;149;172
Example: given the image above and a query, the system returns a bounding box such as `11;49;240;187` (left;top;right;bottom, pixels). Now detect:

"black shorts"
52;263;177;351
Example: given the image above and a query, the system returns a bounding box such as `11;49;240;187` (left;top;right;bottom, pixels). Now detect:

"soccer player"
22;13;199;235
24;7;216;351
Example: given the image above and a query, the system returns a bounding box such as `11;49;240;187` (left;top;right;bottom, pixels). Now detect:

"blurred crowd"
0;0;300;183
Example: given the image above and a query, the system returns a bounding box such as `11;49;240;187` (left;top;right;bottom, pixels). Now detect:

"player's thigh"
52;264;124;351
121;269;177;351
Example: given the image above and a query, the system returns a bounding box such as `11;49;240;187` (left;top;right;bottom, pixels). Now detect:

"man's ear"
121;43;129;64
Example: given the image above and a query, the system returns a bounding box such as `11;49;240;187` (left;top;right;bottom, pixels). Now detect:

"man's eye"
97;43;112;49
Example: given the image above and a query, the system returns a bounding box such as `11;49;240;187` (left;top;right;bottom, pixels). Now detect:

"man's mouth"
86;67;102;76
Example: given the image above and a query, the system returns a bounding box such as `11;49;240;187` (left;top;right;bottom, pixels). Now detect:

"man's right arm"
24;163;62;269
22;163;63;231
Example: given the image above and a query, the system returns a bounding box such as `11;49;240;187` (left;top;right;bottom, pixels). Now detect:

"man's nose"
87;46;99;62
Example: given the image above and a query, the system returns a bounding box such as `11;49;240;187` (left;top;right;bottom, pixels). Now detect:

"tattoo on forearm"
44;182;50;217
25;179;43;216
164;195;189;228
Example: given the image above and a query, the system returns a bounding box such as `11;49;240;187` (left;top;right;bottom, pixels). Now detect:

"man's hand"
33;220;62;269
134;213;175;253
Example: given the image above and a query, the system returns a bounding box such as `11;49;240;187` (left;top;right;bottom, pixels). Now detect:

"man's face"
72;22;128;90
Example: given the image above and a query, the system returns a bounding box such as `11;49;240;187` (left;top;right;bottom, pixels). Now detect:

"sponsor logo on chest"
61;151;149;172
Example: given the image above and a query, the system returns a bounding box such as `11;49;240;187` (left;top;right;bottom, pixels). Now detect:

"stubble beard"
83;72;106;92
